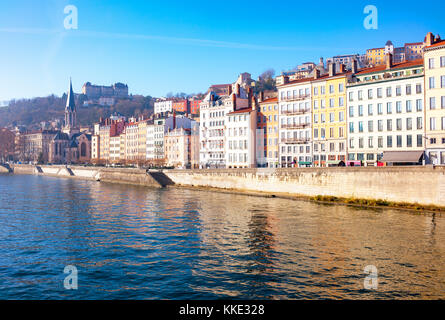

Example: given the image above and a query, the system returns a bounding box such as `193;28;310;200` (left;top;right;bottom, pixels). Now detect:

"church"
48;79;92;164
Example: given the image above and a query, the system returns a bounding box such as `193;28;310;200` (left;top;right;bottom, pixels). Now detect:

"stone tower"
63;79;79;135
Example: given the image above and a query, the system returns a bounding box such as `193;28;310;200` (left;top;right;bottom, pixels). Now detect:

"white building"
199;73;253;168
277;78;313;167
146;118;166;160
226;107;257;168
346;55;425;165
154;99;173;114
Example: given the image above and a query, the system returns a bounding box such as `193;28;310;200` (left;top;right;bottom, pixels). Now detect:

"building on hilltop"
82;82;129;99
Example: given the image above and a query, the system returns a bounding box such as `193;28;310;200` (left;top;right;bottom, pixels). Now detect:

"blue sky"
0;0;444;101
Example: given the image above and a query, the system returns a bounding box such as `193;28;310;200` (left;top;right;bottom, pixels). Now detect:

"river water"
0;174;444;299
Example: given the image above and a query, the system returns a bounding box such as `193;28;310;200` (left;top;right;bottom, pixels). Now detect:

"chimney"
314;69;321;80
248;87;253;101
352;59;358;74
173;111;176;130
339;63;346;74
319;57;324;67
259;91;264;102
236;83;241;96
386;53;393;70
425;32;434;46
328;62;336;77
227;85;232;96
232;94;237;110
251;95;256;111
283;76;289;84
435;34;441;42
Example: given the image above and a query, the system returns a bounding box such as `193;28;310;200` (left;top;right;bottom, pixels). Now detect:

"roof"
405;42;423;46
425;39;445;49
381;151;423;163
66;79;76;112
228;107;254;115
278;71;350;87
355;59;424;75
259;97;278;104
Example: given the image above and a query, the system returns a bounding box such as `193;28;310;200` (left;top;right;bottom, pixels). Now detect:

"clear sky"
0;0;444;101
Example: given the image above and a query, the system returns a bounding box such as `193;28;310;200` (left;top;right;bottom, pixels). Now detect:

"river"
0;174;444;299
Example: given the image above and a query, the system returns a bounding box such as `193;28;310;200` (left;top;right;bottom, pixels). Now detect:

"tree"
253;69;277;94
0;128;15;162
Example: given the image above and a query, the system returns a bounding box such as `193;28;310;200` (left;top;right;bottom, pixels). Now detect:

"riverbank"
6;164;445;212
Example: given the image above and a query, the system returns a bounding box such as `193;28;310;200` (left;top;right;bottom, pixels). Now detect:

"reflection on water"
0;174;444;299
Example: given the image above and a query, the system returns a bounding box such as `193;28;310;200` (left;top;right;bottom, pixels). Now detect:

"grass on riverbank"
313;195;445;213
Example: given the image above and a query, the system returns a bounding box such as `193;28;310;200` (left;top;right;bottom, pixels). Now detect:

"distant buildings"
366;39;425;66
82;82;129;99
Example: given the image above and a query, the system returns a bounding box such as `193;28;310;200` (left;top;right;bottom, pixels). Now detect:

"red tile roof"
259;97;278;104
356;59;424;75
228;107;253;115
425;39;445;49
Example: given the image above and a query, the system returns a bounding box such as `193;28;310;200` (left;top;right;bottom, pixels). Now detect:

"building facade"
424;34;445;165
346;56;425;165
257;97;279;168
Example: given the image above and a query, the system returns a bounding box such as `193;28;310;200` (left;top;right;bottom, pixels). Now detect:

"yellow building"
137;120;148;162
258;96;279;168
312;70;348;167
424;33;445;165
366;48;385;66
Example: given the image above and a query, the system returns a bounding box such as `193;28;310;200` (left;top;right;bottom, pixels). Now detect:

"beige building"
424;33;445;165
164;128;193;168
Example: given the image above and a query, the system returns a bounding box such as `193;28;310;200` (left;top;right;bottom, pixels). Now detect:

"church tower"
63;78;79;135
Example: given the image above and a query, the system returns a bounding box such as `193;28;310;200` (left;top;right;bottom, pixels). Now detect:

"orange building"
257;95;279;168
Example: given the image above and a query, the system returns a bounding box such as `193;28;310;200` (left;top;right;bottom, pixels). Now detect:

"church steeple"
63;78;78;135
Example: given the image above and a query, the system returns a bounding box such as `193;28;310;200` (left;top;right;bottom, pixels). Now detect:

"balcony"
281;94;311;102
281;138;310;145
281;123;310;130
281;109;310;116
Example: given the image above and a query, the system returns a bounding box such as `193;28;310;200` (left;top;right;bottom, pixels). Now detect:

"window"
314;114;318;123
359;121;364;133
430;97;436;110
396;101;402;113
406;118;412;130
377;103;383;115
349;138;354;149
349;122;354;133
396;118;402;131
329;85;334;94
387;119;393;131
349;106;354;117
368;104;373;116
441;56;445;67
339;97;344;107
329;98;335;107
442;117;445;130
368;89;373;99
387;136;393;148
429;77;435;89
359;138;364;148
368;137;373;148
430;117;436;130
314;87;318;95
416;99;423;112
406;85;412;95
339;111;344;122
386;87;392;97
407;135;412;148
442;96;445;109
387;102;392;114
416;84;422;94
378;136;383;148
329;113;335;122
358;90;363;100
314;129;318;138
339;83;344;92
429;58;435;69
378;120;383;131
397;135;402;148
368;120;373;132
396;86;402;96
377;88;383;98
417;135;423;147
442;76;445;88
406;100;412;113
339;127;344;137
417;117;423;130
349;92;354;101
358;105;364;116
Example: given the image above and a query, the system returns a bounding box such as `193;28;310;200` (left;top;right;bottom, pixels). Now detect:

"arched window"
81;142;87;157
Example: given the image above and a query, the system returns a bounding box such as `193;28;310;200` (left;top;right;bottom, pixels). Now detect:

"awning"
381;151;423;163
298;161;312;165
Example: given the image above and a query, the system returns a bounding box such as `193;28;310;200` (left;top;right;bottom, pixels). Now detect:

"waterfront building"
312;64;349;167
164;128;193;168
190;122;200;169
346;54;425;166
199;73;253;168
125;119;139;162
137;118;148;162
18;130;59;163
277;76;313;167
257;95;279;168
424;33;445;165
226;102;258;169
109;135;121;163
